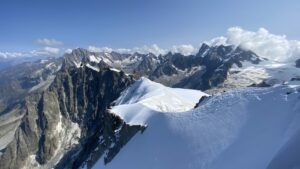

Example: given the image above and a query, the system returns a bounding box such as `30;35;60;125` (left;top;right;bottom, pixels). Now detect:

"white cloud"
30;47;60;56
207;27;300;62
65;48;73;54
88;46;113;53
88;44;196;56
171;44;196;55
43;47;60;54
88;44;167;56
114;48;132;54
36;38;63;46
205;36;229;47
0;47;61;59
132;44;167;56
0;52;24;59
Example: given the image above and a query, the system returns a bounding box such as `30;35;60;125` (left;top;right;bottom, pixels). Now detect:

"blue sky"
0;0;299;55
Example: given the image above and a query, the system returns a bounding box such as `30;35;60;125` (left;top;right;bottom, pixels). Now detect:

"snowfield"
93;78;300;169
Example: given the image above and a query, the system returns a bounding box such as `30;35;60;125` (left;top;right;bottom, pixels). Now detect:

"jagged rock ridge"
0;62;144;169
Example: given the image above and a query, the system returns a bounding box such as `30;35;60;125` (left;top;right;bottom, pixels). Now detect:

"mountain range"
0;42;299;169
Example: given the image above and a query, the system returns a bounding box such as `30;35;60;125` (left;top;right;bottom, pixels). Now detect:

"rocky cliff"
0;63;144;169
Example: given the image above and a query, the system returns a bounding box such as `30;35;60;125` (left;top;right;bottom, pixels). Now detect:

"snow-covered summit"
111;77;208;125
115;77;208;110
95;82;300;169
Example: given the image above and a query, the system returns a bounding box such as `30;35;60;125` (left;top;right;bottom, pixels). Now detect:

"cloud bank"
0;52;24;59
0;37;63;59
31;47;61;56
88;44;196;56
208;27;300;62
227;27;300;62
88;27;300;61
171;44;196;56
0;47;60;59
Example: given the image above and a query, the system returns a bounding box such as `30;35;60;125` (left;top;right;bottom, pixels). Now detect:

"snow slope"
112;77;208;125
93;78;300;169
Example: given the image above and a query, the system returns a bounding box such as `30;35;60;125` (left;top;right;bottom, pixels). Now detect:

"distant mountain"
62;48;163;76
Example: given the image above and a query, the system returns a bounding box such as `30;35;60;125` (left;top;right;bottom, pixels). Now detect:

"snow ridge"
95;79;300;169
112;77;208;125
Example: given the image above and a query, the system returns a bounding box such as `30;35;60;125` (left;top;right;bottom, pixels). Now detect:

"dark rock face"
150;61;178;78
133;53;160;76
59;112;145;169
194;95;211;108
291;76;300;81
0;65;144;169
63;48;93;68
249;81;272;87
296;59;300;68
173;45;261;90
149;52;202;79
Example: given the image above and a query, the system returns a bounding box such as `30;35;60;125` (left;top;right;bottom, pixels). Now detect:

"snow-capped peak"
112;77;208;125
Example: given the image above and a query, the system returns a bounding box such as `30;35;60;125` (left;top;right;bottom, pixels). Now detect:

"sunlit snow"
93;78;300;169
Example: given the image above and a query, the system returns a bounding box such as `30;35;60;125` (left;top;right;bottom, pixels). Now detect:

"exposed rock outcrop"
0;65;144;169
